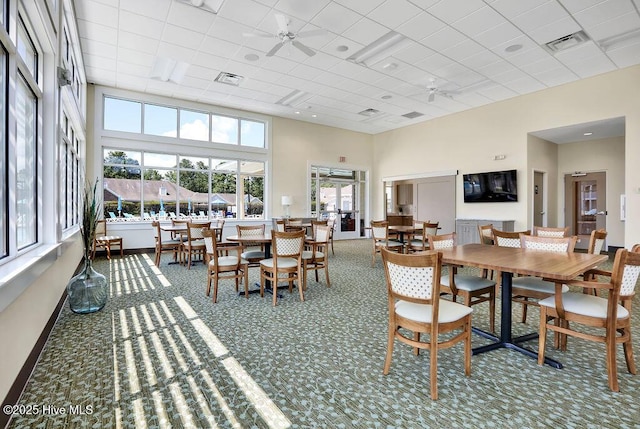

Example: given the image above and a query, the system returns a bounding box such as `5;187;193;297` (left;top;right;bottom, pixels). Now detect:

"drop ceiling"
74;0;640;134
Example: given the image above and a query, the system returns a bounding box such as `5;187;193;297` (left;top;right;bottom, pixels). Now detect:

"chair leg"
489;289;496;333
213;276;220;303
413;332;420;356
430;335;438;400
382;326;395;375
243;268;249;299
606;326;619;392
324;264;330;287
623;329;636;374
521;299;528;323
106;244;112;260
538;309;548;365
206;272;212;296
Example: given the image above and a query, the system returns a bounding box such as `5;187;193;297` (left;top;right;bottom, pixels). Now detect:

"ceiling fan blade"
275;13;289;33
242;31;274;39
297;29;328;38
266;42;285;57
292;40;316;57
428;91;435;103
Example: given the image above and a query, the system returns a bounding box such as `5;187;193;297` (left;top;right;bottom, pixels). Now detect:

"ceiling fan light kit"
246;13;327;58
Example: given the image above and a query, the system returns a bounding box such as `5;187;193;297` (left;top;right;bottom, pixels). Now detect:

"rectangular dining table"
436;244;608;368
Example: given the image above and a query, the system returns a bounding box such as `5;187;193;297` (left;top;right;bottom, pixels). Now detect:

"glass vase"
67;258;108;314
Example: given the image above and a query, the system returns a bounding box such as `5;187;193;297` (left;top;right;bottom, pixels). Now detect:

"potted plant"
66;179;108;314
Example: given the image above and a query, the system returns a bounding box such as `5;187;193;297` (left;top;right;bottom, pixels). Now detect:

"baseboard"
1;289;68;429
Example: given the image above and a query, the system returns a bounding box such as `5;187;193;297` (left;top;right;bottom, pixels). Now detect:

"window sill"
0;237;75;313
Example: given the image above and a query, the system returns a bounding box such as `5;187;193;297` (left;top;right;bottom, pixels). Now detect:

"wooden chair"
202;228;249;302
302;224;331;290
183;221;211;269
309;219;328;240
583;229;608;295
327;218;336;256
380;247;472;400
407;221;439;253
370;220;404;267
492;229;529;248
260;229;306;306
428;232;497;333
478;224;494;245
151;220;181;266
538;245;640;392
236;224;266;267
92;219;123;260
532;226;570;237
286;218;304;231
512;234;578;323
274;218;287;232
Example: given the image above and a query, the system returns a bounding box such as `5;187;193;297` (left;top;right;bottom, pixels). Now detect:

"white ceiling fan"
244;13;327;57
425;78;457;102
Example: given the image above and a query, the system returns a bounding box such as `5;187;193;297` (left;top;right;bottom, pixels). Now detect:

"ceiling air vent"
358;108;380;116
543;31;589;53
402;111;424;119
215;72;243;86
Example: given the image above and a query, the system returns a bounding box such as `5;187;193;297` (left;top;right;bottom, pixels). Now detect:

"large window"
16;75;37;249
0;49;5;258
103;96;266;148
103;149;264;220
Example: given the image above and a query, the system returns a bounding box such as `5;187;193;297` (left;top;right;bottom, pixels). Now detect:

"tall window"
103;149;264;220
0;49;6;258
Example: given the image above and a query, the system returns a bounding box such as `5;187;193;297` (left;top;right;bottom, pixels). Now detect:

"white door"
319;181;360;239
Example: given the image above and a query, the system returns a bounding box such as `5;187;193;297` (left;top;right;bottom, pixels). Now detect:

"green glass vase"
67;258;108;314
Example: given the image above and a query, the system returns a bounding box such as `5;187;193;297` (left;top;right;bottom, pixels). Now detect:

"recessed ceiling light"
244;53;259;61
312;114;317;118
381;95;392;100
382;62;398;70
294;111;300;114
584;132;593;136
505;44;523;53
336;45;349;52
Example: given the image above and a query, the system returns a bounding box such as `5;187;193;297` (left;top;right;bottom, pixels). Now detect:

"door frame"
564;171;607;250
532;170;546;228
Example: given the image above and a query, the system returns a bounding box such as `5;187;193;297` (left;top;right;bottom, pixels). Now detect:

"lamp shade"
281;195;292;206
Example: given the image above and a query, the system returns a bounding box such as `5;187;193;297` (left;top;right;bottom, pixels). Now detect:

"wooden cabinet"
387;215;413;226
456;219;515;245
396;184;413;205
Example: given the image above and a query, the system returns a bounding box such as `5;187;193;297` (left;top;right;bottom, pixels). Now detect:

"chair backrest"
274;219;287;232
610;247;640;301
532;226;570;238
428;232;456;250
310;219;328;239
272;229;305;259
519;234;577;253
587;229;608;255
423;221;439;237
288;218;303;227
237;224;265;238
203;228;241;267
478;224;494;245
187;221;211;240
493;229;530;248
370;220;390;240
152;220;161;242
314;224;331;243
381;247;442;303
96;219;107;236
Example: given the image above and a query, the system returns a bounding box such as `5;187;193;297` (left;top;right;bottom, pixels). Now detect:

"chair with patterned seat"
151;220;181;265
583;229;609;295
512;234;578;323
532;226;570;237
538;245;640;392
236;224;267;267
92;219;123;260
183;221;211;269
370;220;404;267
302;224;331;290
203;228;249;302
428;232;497;333
381;247;472;400
260;229;306;306
407;221;439;253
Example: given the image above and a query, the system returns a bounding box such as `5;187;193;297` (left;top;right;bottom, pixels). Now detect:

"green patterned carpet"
8;240;640;428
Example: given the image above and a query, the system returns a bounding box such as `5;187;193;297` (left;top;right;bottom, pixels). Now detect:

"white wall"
372;65;640;248
527;134;559;229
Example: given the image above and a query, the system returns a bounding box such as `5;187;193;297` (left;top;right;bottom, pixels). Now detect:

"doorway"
564;172;606;250
310;166;365;240
533;171;545;227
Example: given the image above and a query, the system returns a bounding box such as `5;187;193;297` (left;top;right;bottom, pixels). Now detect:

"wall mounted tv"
463;169;518;203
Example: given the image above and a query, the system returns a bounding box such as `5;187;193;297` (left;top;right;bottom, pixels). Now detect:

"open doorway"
564;172;607;250
533;171;545;228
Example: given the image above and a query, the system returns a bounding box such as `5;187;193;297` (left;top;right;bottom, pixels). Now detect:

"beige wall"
271;117;373;218
557;137;625;247
0;239;83;401
372;65;640;247
527;134;559;229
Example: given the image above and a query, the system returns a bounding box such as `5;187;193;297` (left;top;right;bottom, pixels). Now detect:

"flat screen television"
463;169;518;203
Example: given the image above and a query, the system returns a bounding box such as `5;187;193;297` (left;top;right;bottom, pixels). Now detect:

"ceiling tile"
473;21;523;49
311;2;361;34
441;39;485;63
558;0;607;14
273;0;332;22
80;38;117;59
585;12;640;42
511;1;571;33
606;40;640;67
119;10;164;39
334;0;386;15
199;36;242;58
166;2;217;33
489;0;550;20
75;0;119;27
368;0;422;29
120;0;171;22
420;26;466;52
396;12;446;40
218;0;271;28
117;47;155;67
162;24;206;49
426;0;485;22
156;42;197;63
341;17;389;45
77;19;118;44
117;31;160;55
573;0;636;28
451;6;506;37
527;16;583;45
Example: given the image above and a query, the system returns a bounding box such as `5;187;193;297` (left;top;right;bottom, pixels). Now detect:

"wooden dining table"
436;244;608;368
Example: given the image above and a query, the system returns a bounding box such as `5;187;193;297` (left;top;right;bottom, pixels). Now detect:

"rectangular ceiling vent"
358;108;380;116
543;31;589;53
402;111;424;119
215;72;243;86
